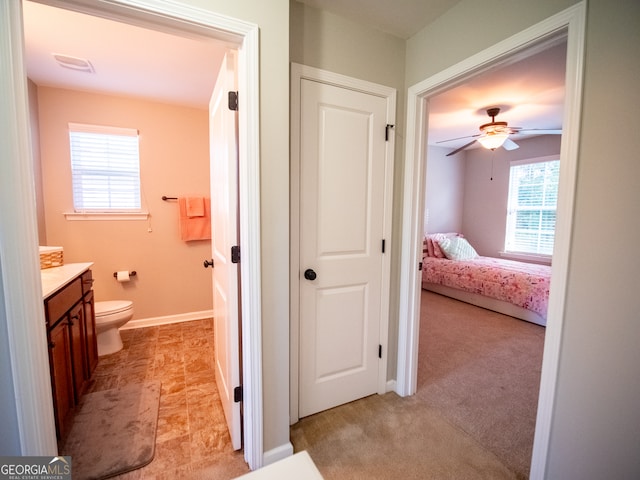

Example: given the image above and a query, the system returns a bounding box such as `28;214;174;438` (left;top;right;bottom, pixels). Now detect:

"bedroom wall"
424;145;465;234
461;135;561;257
37;86;213;320
289;0;406;381
407;0;640;478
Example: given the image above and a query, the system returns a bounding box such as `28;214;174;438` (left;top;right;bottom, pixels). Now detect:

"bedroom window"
68;123;141;213
505;156;559;257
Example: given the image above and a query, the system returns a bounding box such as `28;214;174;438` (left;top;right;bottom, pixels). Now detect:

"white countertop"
234;451;323;479
41;262;93;299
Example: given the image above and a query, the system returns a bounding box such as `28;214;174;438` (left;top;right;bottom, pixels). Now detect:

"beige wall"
408;0;640;477
405;0;579;86
37;86;213;320
290;0;407;380
28;79;46;245
546;1;640;477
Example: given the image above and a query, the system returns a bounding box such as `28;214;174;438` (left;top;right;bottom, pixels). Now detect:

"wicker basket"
39;246;64;269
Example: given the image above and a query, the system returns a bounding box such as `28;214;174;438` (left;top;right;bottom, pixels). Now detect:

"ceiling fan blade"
436;133;481;144
515;129;563;135
502;138;519;151
446;139;477;157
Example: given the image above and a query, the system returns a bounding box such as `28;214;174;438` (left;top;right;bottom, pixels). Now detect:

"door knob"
304;268;317;281
203;259;214;268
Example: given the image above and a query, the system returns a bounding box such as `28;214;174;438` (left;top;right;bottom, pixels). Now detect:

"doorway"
4;0;263;469
414;37;566;475
396;4;586;478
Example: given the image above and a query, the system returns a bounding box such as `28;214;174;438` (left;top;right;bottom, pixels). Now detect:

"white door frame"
2;0;264;469
290;63;396;424
396;4;585;479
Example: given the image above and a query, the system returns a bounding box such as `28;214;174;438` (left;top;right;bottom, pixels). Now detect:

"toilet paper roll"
116;271;131;283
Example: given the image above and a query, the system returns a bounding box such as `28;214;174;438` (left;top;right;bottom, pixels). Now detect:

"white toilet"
94;300;134;356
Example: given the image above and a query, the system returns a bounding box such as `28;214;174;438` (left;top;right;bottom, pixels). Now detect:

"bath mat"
61;380;161;479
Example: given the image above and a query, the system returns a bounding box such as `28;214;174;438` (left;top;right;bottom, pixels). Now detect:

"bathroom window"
68;123;141;213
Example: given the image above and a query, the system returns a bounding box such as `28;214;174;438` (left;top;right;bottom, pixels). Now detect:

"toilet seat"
95;300;133;317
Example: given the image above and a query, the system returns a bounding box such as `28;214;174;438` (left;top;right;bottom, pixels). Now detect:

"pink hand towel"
186;196;205;217
179;197;211;241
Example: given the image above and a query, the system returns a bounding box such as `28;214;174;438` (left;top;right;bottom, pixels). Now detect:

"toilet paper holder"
113;271;137;278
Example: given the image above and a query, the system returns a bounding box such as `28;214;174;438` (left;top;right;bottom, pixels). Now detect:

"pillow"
426;238;435;257
432;238;446;258
427;233;462;258
438;236;479;261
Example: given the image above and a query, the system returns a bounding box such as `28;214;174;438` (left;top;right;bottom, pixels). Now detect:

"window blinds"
505;159;559;256
68;123;141;212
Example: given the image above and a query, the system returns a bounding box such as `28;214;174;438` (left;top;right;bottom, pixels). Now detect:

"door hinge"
234;386;243;403
385;124;394;141
228;91;238;111
382;239;386;253
231;245;240;264
419;261;423;271
378;344;383;359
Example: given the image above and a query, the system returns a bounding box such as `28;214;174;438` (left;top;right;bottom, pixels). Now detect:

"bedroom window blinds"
505;158;559;256
68;123;141;212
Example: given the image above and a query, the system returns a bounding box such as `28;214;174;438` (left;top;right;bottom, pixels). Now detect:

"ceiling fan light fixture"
478;132;509;150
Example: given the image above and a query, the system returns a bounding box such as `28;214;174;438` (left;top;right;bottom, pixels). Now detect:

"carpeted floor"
417;291;545;477
291;290;545;479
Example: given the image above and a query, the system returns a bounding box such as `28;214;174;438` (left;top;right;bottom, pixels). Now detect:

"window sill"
64;212;149;221
499;251;552;265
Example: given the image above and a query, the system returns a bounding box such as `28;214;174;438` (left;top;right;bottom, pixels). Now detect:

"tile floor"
86;319;249;479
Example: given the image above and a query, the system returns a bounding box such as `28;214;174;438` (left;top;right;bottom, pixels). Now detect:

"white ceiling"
22;0;566;151
22;1;225;109
428;41;567;150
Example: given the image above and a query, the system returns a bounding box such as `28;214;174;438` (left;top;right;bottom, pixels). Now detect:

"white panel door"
210;51;242;450
299;78;388;418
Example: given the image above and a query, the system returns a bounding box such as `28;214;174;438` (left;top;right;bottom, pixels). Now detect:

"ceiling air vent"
52;53;95;73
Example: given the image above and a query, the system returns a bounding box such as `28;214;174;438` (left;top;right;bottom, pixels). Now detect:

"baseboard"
262;442;294;467
386;379;397;392
120;310;214;330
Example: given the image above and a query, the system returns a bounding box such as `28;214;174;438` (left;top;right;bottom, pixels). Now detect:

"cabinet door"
68;302;87;403
49;320;74;441
83;290;98;376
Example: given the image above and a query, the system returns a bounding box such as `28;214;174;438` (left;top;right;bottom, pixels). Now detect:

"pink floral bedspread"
422;256;551;318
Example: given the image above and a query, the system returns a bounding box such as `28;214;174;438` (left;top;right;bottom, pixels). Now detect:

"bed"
421;233;551;326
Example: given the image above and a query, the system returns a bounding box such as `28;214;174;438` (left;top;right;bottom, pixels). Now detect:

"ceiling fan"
437;107;563;157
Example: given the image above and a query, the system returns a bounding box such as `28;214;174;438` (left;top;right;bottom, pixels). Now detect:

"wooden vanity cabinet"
45;269;98;442
68;301;87;404
82;271;98;376
48;317;74;441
